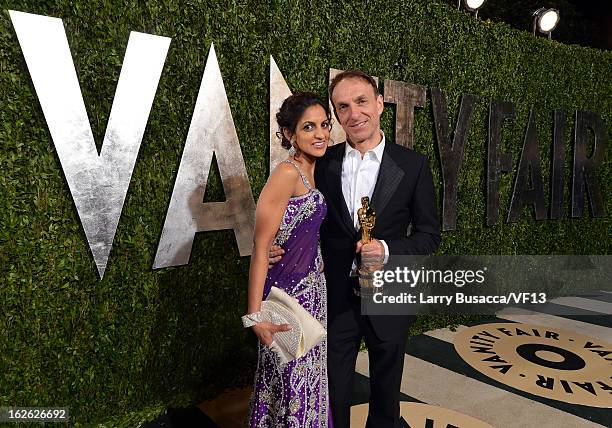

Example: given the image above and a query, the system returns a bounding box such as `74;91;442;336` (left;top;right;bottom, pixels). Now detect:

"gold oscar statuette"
357;196;377;293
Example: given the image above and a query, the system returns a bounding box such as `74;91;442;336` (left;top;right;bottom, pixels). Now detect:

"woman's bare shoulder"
262;160;300;195
270;160;300;181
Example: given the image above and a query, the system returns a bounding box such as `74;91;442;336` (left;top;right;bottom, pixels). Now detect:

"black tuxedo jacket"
315;141;441;340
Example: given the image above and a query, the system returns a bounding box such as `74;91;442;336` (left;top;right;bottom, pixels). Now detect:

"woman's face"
291;104;331;158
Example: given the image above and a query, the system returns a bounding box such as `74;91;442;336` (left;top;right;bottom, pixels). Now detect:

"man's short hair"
328;70;380;107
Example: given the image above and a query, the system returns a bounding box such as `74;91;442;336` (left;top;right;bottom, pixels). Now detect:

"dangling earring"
289;137;299;157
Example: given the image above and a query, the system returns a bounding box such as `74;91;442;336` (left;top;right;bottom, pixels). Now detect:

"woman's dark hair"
276;92;332;149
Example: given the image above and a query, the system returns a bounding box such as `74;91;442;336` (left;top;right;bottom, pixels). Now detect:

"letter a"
154;44;256;268
269;56;292;172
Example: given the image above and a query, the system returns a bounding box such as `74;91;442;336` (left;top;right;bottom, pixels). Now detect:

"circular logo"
454;323;612;407
351;402;494;428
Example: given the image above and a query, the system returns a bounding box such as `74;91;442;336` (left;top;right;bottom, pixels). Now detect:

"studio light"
533;8;560;39
464;0;485;11
457;0;486;18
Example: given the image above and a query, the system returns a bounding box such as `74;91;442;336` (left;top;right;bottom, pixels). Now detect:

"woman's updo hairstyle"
276;92;332;150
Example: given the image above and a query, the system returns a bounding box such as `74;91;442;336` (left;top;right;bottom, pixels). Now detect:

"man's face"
331;77;384;145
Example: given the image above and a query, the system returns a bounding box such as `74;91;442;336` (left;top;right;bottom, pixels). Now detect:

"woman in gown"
243;92;332;427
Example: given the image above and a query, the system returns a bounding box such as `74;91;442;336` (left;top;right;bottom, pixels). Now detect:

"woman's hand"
252;321;291;346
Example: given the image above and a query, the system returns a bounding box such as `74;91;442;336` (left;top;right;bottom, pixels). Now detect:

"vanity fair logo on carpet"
9;10;608;278
454;323;612;407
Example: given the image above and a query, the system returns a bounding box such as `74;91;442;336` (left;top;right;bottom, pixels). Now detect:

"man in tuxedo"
271;70;440;427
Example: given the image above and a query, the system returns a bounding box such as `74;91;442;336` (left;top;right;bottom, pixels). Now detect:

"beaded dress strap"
282;159;313;190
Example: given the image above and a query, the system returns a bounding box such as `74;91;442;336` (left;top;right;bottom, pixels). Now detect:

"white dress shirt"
341;133;389;271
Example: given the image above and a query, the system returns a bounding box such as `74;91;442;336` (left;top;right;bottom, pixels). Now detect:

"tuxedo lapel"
326;143;356;238
371;145;404;218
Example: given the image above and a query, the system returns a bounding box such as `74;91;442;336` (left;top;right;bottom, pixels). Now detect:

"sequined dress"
248;159;330;428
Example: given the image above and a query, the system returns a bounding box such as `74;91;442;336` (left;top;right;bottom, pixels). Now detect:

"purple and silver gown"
248;159;331;428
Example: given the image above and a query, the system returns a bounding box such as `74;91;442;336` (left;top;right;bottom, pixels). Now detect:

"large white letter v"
10;11;170;278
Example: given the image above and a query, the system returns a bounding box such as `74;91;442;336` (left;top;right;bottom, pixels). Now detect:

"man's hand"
356;239;384;271
269;245;285;267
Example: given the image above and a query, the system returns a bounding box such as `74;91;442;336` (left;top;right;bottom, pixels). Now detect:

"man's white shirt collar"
344;132;386;161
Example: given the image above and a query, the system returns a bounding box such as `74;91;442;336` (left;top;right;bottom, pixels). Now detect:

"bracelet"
241;311;264;328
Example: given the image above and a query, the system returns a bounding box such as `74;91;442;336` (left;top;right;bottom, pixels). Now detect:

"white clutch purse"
261;286;326;365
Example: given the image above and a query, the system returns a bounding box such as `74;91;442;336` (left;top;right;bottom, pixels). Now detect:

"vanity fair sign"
9;11;608;279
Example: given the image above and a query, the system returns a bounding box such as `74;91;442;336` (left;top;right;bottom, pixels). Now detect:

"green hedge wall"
1;0;610;425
